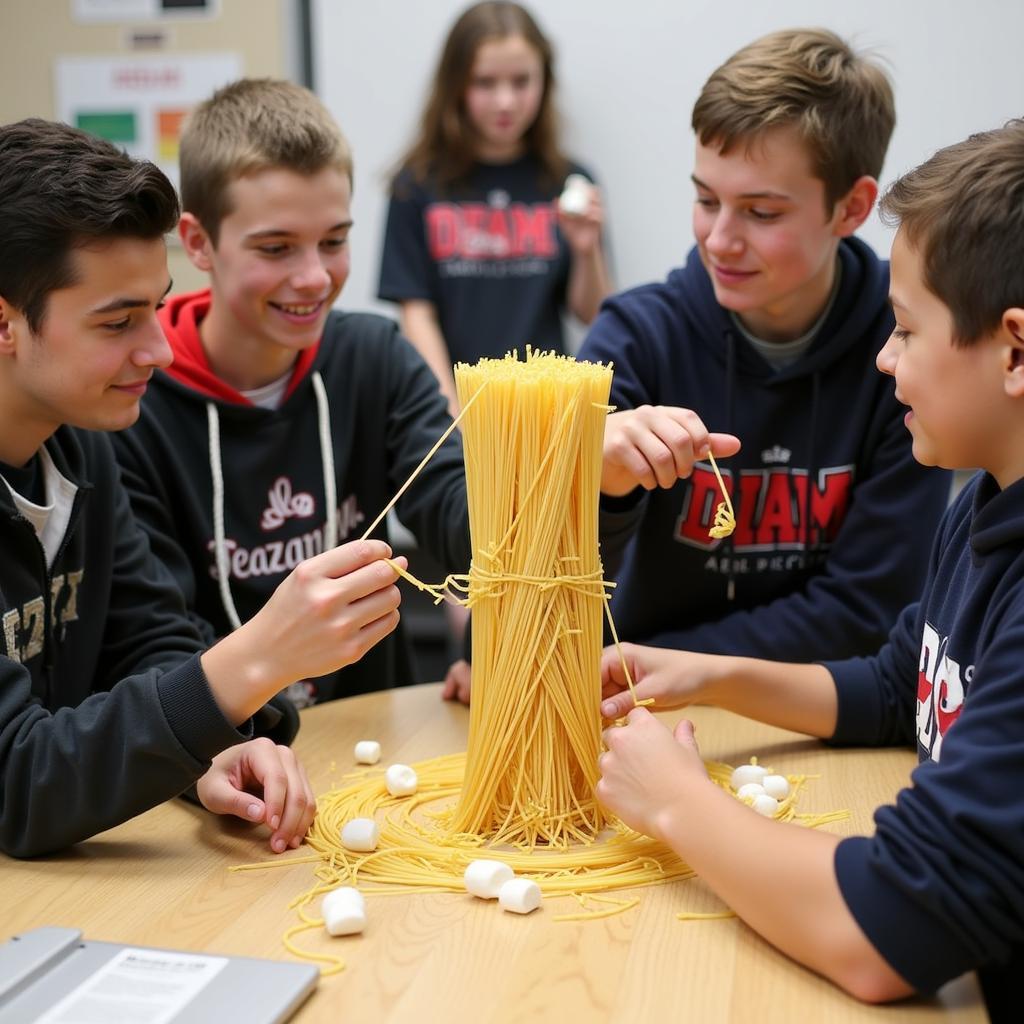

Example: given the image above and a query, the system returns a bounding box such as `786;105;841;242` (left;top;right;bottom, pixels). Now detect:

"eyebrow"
89;279;173;315
245;221;354;240
888;294;906;311
690;174;791;201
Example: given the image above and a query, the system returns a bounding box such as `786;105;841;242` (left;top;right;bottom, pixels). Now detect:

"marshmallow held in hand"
559;173;592;215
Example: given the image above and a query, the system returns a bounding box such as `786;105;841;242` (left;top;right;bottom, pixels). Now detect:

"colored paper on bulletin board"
55;53;241;189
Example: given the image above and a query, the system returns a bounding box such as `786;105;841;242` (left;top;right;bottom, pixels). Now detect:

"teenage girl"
378;0;611;415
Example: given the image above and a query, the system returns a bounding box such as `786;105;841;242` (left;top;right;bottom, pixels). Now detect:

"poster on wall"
72;0;220;21
55;53;241;189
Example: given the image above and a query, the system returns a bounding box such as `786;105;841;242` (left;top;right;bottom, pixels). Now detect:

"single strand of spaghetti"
358;380;487;543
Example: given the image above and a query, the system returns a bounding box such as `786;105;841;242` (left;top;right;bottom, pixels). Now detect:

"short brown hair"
879;119;1024;347
692;28;895;210
0;118;179;335
180;78;352;244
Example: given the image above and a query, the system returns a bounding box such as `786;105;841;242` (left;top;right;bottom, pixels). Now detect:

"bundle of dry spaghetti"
448;351;613;846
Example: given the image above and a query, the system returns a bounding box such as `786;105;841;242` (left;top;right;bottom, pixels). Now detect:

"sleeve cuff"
822;656;884;745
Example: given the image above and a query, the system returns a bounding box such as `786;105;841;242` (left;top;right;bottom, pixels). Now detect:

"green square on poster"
76;111;137;144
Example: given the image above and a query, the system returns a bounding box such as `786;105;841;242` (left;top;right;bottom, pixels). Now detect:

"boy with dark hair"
0;118;404;857
112;79;471;706
580;29;951;661
598;120;1024;1020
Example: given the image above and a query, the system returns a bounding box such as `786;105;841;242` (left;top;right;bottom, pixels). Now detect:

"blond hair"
880;119;1024;347
180;78;352;244
692;28;895;210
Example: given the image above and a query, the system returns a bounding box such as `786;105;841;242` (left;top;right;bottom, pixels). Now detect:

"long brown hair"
393;1;567;193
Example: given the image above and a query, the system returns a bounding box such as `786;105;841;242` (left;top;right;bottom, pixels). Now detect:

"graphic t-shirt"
379;155;591;362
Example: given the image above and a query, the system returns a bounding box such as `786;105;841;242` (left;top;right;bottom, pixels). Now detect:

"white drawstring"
207;370;337;631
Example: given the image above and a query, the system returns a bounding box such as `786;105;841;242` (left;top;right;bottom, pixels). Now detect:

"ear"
179;212;216;272
832;175;878;238
1002;308;1024;399
0;296;24;356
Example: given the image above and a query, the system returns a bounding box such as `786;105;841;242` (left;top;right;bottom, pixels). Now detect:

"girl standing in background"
378;0;611;414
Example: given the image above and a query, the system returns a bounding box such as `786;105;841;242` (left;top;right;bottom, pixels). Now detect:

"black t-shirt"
378;154;591;364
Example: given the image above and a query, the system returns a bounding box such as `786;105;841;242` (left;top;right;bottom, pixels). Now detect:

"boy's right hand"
599;642;728;720
203;540;405;721
600;406;740;497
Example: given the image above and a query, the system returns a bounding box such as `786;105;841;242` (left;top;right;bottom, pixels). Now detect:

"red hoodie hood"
158;289;321;405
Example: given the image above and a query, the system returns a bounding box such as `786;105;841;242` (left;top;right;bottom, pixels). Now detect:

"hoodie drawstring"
207;369;336;631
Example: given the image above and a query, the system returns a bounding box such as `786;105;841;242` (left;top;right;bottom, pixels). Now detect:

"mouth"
111;378;150;396
710;264;757;285
269;299;327;322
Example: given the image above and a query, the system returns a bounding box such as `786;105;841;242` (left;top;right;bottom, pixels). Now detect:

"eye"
750;209;782;222
102;316;131;332
695;197;719;209
892;327;910;342
258;244;289;257
321;237;348;251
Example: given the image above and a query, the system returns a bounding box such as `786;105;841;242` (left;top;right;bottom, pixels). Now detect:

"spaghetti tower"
450;352;613;846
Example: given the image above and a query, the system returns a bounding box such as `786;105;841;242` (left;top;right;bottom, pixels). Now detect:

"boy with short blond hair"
113;78;471;705
598;120;1024;1019
582;29;950;661
0;119;404;858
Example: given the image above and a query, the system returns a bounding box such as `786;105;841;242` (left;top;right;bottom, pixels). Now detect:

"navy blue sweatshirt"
827;473;1024;1019
0;428;250;857
579;239;950;661
113;290;471;703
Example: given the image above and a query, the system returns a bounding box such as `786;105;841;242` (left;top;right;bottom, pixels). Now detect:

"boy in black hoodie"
0;120;405;857
113;79;473;707
597;121;1024;1020
579;29;951;662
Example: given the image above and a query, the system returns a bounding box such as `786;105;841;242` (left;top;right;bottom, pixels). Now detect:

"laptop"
0;927;318;1023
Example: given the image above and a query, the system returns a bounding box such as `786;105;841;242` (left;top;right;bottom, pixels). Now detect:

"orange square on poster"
157;108;189;161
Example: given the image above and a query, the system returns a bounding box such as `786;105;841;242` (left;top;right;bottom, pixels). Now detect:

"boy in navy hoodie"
112;79;474;706
597;120;1024;1020
0;120;405;857
579;29;951;661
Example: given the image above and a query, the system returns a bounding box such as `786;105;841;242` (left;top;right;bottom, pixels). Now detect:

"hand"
196;738;316;854
601;406;740;497
236;540;406;690
441;658;472;705
596;708;707;840
557;185;604;256
600;642;729;720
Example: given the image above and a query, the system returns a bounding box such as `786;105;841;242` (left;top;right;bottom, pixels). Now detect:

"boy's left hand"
196;738;316;854
596;708;707;840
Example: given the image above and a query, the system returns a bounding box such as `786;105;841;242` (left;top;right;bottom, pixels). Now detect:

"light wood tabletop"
1;684;986;1024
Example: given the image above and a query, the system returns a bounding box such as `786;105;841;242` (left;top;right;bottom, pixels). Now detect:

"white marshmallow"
558;174;592;215
464;859;515;900
498;877;542;915
751;794;779;818
340;817;379;852
761;774;791;800
730;763;768;790
322;886;366;936
354;740;381;765
384;763;418;797
736;782;766;801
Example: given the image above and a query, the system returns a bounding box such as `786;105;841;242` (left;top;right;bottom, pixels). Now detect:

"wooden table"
1;684;986;1023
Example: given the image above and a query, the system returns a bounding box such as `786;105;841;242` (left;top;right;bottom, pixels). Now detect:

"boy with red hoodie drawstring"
113;79;474;706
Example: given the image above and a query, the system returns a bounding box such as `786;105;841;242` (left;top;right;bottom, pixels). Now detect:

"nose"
134;315;173;369
291;248;332;293
703;207;742;257
876;331;899;377
495;82;517;110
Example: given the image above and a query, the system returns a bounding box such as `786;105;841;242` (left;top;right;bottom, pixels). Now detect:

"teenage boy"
112;79;471;706
597;120;1024;1020
0;119;404;857
580;29;951;661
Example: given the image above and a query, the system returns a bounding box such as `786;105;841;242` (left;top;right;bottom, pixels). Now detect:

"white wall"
313;0;1023;318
